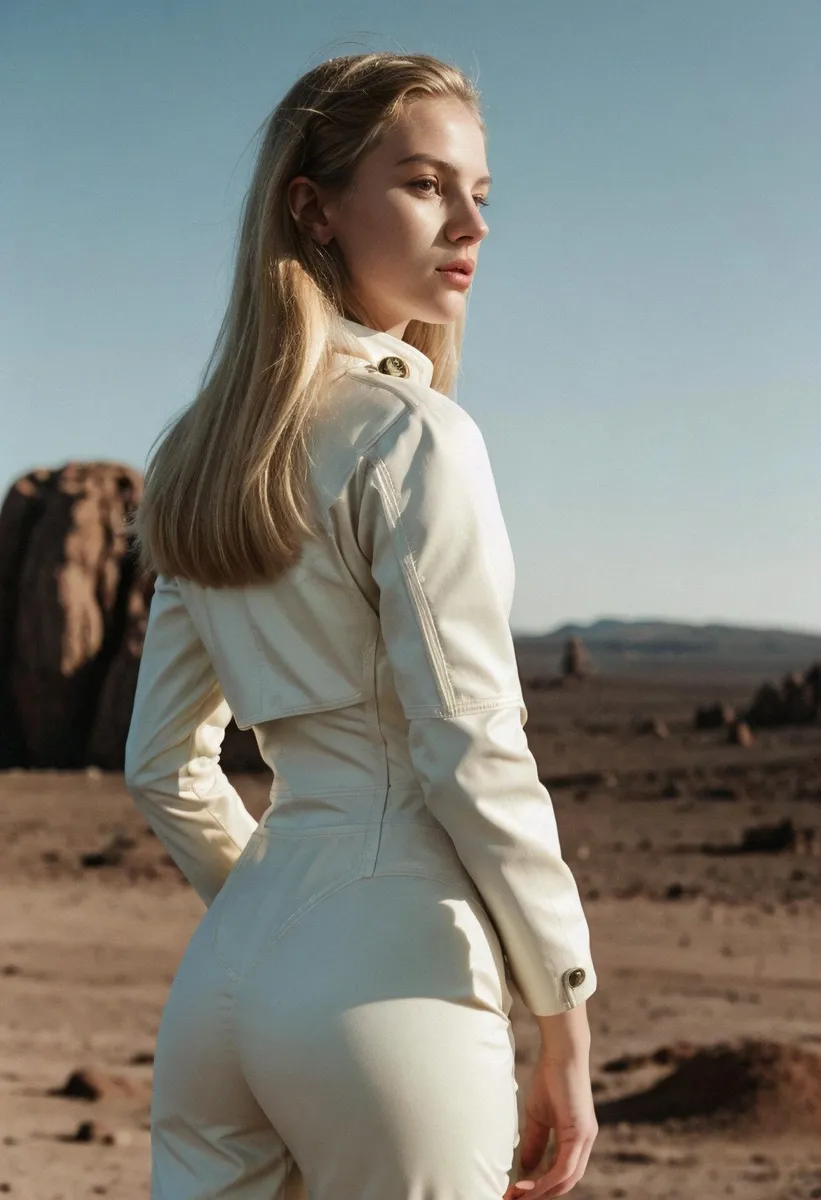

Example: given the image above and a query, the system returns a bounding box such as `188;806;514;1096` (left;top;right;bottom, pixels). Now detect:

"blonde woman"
125;51;599;1200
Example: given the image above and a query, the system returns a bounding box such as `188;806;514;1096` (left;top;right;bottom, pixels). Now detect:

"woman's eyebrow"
394;153;492;187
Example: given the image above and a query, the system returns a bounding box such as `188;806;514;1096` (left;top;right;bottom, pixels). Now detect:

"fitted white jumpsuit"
124;317;598;1200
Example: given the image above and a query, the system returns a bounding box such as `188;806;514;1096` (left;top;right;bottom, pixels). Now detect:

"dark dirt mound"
596;1039;821;1136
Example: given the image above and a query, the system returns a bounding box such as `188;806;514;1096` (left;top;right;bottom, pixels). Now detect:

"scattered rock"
595;1039;821;1136
68;1119;97;1142
63;1120;133;1146
635;717;670;739
728;720;755;747
49;1066;145;1102
741;819;799;854
694;702;736;730
602;1052;648;1074
609;1150;657;1164
80;833;136;869
602;1041;697;1073
664;880;702;900
796;828;820;857
614;881;645;899
701;785;739;801
542;770;619;791
651;1042;699;1065
702;818;816;856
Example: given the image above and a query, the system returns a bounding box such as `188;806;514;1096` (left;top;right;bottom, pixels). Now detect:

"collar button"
377;355;410;378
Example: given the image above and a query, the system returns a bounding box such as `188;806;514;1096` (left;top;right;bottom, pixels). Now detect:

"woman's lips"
436;267;473;288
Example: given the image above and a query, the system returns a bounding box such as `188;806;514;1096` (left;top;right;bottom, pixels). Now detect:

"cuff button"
567;967;586;988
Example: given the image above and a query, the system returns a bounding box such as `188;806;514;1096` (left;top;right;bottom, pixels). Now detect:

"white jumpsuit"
125;317;598;1199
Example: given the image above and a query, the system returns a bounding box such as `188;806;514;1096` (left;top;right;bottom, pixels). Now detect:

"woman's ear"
287;176;335;246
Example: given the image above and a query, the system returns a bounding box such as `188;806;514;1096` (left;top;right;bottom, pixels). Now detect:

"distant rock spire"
562;635;591;681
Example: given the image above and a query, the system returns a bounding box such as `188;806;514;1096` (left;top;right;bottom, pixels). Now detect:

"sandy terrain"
1;668;820;1199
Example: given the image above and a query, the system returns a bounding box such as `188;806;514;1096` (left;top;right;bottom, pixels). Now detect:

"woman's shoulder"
316;362;480;468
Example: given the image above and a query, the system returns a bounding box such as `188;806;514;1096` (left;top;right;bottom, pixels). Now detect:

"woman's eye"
411;179;491;208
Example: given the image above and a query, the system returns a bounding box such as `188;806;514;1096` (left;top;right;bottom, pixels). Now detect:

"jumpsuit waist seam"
258;816;444;836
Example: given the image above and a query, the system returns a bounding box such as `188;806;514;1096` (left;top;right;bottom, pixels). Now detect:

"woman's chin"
420;295;467;324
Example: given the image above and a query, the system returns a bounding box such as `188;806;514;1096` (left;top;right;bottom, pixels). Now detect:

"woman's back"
126;318;595;1015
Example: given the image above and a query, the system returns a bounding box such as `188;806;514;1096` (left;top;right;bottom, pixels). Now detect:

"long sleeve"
357;398;597;1016
124;572;259;906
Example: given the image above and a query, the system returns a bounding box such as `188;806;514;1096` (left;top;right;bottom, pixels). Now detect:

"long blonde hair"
128;52;485;587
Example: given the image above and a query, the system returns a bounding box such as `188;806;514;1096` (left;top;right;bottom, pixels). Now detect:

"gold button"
377;355;410;378
567;968;586;988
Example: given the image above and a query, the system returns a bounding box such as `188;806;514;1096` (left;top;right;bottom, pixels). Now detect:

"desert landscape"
2;620;821;1199
9;3;821;1195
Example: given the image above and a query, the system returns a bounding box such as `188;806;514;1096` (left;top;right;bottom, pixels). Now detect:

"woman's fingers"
517;1110;553;1174
511;1127;596;1198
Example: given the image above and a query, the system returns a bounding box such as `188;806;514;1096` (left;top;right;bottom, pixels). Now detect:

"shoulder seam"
353;369;471;463
350;370;423;458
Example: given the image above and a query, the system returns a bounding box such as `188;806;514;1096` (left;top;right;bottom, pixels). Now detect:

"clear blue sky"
3;1;819;634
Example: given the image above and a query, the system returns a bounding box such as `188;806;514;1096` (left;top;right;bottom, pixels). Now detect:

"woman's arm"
124;572;259;906
357;395;597;1017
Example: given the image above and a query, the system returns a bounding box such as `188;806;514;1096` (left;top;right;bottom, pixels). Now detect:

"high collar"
331;317;434;389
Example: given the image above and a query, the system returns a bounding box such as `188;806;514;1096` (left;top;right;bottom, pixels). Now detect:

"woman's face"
289;96;491;337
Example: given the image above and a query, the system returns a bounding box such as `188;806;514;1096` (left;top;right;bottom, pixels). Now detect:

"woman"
125;51;599;1199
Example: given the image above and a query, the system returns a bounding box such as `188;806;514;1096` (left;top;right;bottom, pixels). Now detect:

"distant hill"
513;619;821;679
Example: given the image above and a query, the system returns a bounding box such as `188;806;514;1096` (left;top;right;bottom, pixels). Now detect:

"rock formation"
745;667;820;728
694;664;821;734
562;636;591;681
0;462;261;771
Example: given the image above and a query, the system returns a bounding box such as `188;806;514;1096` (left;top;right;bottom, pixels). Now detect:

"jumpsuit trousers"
149;807;522;1199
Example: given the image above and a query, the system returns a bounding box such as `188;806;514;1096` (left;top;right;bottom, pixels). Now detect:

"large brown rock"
86;568;155;770
0;462;262;772
0;463;145;767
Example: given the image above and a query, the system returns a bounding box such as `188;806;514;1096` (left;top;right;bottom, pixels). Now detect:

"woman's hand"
503;1016;598;1198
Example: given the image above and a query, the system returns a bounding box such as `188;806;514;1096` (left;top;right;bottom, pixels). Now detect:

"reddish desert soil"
1;669;821;1199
